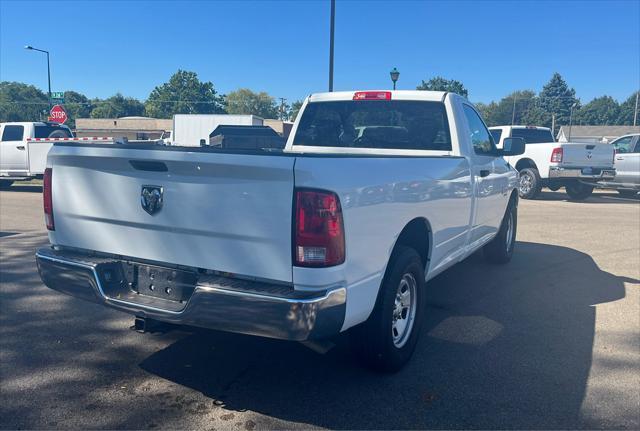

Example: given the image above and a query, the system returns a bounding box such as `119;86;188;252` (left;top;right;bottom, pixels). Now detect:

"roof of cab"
308;90;448;103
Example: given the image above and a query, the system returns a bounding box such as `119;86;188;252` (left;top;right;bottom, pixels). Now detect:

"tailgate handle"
129;160;168;172
586;145;596;150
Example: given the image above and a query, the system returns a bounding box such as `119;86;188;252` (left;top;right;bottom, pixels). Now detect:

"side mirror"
499;137;525;156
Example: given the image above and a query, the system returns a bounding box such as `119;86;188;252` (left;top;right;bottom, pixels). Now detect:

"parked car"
36;90;525;372
489;125;615;200
598;133;640;197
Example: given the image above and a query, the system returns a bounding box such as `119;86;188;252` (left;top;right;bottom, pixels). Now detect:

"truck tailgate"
560;142;613;167
48;145;295;282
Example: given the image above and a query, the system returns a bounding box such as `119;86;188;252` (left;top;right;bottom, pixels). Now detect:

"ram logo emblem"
141;185;164;215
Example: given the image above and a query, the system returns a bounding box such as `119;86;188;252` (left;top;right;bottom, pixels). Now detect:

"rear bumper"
549;166;615;180
35;247;346;341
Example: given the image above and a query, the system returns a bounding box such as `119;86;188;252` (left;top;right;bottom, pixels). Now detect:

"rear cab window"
511;128;554;144
1;125;24;141
292;100;452;151
34;125;73;139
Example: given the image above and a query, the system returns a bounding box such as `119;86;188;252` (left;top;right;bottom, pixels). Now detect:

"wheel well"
515;158;537;172
394;218;431;269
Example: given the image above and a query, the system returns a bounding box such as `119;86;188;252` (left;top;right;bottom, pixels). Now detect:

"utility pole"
634;91;639;126
551;113;556;136
279;97;287;121
511;95;517;125
328;0;335;92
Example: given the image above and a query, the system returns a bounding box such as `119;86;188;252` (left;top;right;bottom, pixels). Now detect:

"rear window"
511;128;554;144
490;129;502;144
34;125;72;139
292;101;451;151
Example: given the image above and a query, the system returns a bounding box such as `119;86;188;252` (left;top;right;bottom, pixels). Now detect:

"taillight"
294;189;345;267
43;168;54;230
353;91;391;101
550;147;563;163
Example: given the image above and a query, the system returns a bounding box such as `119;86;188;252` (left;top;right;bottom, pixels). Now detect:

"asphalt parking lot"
1;184;638;430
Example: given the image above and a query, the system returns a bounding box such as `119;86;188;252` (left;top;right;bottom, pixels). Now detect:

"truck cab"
0;122;73;185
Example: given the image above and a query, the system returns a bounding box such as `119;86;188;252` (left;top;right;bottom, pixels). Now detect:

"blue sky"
1;0;638;104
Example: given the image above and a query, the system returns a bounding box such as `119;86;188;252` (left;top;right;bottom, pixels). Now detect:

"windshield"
34;125;72;139
293;100;451;151
511;128;554;144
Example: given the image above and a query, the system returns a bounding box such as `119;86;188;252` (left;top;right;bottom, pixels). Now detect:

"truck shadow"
139;241;634;429
536;189;640;203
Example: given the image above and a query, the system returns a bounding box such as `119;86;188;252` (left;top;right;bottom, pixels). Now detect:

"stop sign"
48;105;67;124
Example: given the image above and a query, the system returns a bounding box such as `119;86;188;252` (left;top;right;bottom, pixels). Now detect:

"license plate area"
124;263;197;302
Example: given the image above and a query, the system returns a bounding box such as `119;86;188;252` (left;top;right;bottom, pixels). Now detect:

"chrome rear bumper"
35;247;346;341
549;166;615;180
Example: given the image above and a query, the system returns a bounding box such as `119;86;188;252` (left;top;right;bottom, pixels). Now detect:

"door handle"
16;146;25;150
616;157;624;160
479;170;490;177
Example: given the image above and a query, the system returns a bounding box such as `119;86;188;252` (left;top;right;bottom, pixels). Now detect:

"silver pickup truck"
36;90;525;371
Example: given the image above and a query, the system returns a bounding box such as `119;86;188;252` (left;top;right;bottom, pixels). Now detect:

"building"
556;125;640;143
75;117;173;140
263;119;294;139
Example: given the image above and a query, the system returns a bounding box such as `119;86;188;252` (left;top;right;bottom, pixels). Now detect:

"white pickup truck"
489;125;615;200
0;121;116;186
36;90;525;371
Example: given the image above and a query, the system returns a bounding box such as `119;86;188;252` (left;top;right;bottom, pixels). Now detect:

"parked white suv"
489;125;615;200
36;90;526;371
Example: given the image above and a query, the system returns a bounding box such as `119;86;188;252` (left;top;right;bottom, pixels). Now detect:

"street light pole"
25;45;52;109
568;102;577;142
328;0;335;92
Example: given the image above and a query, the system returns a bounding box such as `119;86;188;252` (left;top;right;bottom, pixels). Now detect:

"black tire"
618;189;638;198
0;179;14;188
350;246;426;373
484;199;517;264
565;182;594;200
518;168;542;199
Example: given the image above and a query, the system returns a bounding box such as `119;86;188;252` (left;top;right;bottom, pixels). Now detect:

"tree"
90;93;145;118
417;76;468;98
535;73;578;128
145;70;225;118
617;91;639;125
62;90;92;128
0;81;49;122
575;96;620;125
225;88;280;119
475;90;537;127
289;100;304;122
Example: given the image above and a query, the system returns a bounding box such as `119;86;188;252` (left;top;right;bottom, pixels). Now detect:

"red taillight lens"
353;91;391;101
550;147;563;163
43;168;54;230
294;189;345;267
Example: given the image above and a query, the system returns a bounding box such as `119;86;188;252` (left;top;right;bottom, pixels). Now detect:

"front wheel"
484;200;517;264
350;246;426;373
565;182;594;200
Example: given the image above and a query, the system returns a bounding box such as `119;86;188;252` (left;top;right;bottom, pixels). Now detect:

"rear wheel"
518;168;541;199
484;200;517;264
350;246;426;373
565;182;594;200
